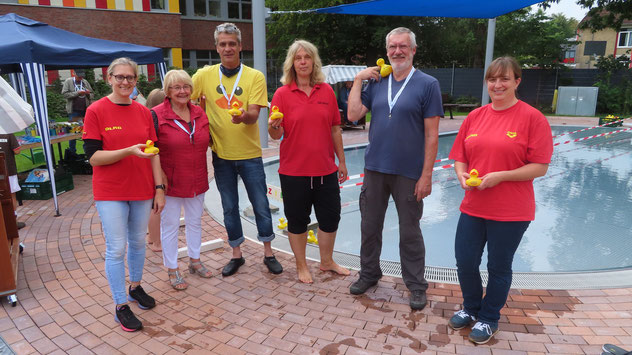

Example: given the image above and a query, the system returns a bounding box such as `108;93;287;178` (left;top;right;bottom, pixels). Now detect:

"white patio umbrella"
0;75;35;133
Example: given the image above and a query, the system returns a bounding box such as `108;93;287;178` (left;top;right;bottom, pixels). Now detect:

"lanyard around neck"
173;119;196;145
218;64;243;108
74;79;84;92
387;67;415;116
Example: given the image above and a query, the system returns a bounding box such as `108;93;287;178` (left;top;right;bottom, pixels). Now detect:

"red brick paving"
2;116;631;354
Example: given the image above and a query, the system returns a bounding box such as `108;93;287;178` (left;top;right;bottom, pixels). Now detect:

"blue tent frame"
0;13;168;216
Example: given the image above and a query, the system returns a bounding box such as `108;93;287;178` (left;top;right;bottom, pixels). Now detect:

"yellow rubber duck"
465;169;482;187
307;230;318;245
228;101;242;116
143;140;159;154
270;106;284;120
278;217;288;230
376;58;393;77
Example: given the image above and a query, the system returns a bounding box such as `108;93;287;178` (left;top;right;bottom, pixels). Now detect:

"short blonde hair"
280;40;325;86
107;57;138;78
145;88;166;109
485;56;522;80
162;69;194;96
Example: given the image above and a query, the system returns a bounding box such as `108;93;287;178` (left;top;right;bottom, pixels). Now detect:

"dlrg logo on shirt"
506;131;517;138
105;126;122;131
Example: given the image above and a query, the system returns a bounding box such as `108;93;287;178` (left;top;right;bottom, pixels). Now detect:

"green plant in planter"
598;114;622;127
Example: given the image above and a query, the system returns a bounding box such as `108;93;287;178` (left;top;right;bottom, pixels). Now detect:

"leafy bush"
454;95;480;105
595;54;632;115
46;79;67;121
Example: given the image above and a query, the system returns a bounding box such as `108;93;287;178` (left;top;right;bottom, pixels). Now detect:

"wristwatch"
155;184;165;190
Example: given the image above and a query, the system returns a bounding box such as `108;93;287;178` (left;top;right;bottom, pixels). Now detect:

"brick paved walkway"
1;116;631;354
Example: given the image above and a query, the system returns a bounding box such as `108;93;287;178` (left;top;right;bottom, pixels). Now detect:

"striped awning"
322;65;367;85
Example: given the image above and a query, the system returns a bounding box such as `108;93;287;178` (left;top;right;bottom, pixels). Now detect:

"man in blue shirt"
347;27;443;310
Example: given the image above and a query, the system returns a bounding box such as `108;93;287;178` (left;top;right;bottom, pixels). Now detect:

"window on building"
183;50;191;68
583;41;607;56
151;0;166;10
618;29;632;48
208;0;222;17
194;0;206;16
179;0;187;14
182;50;252;69
228;0;251;19
196;51;210;68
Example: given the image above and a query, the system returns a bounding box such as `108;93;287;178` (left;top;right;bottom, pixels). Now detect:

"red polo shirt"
449;101;553;221
271;81;341;176
83;97;157;201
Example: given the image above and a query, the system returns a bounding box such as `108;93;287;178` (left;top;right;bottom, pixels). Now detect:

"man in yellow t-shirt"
192;22;282;277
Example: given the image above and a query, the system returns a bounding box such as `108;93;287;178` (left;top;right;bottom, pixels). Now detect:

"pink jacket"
153;98;210;198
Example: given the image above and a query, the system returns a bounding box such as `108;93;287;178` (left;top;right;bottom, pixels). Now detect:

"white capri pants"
160;193;205;269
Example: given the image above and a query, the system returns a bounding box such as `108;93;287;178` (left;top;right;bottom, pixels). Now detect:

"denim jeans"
96;199;153;305
68;111;84;153
212;153;274;248
455;213;530;326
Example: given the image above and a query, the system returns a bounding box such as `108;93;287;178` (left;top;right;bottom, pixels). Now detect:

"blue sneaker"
468;321;498;344
449;310;476;330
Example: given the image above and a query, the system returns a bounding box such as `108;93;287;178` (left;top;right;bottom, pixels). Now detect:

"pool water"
242;126;632;272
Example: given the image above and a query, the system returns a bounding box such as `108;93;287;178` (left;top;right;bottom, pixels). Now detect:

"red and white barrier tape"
345;173;365;182
553;117;631;139
553;127;632;147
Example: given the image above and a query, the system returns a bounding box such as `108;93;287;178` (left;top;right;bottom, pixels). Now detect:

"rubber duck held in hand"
465;169;482;187
270;106;284;120
227;101;242;116
307;230;318;245
144;140;159;154
278;217;288;230
376;58;393;77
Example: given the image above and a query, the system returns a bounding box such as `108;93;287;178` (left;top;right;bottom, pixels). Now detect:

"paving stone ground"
2;115;631;354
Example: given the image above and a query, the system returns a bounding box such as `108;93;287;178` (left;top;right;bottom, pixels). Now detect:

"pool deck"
3;115;632;355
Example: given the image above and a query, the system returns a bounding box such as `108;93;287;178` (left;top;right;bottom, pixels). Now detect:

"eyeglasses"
111;74;137;83
387;44;410;52
169;85;192;92
216;24;238;32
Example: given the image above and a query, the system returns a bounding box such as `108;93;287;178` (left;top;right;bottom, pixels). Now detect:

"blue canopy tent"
269;0;544;103
0;13;168;216
311;0;542;18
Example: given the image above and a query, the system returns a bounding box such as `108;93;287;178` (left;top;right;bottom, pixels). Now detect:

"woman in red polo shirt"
268;40;349;284
447;57;553;344
83;57;165;332
151;69;211;290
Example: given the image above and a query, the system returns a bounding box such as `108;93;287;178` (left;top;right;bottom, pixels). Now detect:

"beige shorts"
9;175;20;193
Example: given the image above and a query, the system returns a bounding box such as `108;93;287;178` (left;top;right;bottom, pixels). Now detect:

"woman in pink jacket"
152;70;211;290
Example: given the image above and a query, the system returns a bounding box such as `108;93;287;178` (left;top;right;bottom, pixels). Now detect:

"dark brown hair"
484;56;521;80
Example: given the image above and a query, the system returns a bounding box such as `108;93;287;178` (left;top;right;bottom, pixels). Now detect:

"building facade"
574;19;632;69
0;0;256;82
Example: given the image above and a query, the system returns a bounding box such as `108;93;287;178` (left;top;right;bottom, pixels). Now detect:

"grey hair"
214;22;242;44
385;27;417;49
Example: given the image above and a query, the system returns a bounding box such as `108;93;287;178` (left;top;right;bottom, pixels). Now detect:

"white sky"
539;0;588;21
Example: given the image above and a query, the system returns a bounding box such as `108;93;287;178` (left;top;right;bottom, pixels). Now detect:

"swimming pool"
231;125;632;273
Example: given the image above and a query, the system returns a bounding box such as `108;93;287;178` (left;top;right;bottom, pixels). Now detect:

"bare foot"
297;266;313;284
320;262;350;276
147;242;162;252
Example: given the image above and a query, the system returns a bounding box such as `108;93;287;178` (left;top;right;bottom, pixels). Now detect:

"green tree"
495;10;578;67
266;2;577;69
594;54;632;114
541;0;632;31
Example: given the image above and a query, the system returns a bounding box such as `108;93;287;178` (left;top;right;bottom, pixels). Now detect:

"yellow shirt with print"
191;64;268;160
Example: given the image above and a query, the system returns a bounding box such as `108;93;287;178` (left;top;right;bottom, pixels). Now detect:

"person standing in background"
62;69;94;153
